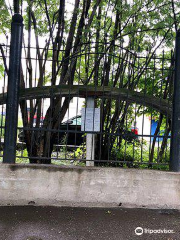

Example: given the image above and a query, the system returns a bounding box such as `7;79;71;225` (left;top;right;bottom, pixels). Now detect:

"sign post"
81;97;100;166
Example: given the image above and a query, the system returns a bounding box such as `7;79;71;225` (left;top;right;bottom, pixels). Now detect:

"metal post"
170;29;180;171
86;97;95;167
3;14;23;163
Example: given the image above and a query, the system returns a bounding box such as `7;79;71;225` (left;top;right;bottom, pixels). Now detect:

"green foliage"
16;149;29;163
0;0;11;35
0;62;4;78
111;138;170;170
0;115;5;137
72;144;86;160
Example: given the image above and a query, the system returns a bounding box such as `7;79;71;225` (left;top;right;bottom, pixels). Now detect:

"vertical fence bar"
3;14;23;163
170;29;180;172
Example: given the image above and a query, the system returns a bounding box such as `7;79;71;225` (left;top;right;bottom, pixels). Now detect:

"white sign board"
81;108;100;132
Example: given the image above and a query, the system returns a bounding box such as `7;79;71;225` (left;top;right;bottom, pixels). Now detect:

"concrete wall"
0;164;180;209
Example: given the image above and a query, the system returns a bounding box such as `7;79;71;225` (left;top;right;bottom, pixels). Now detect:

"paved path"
0;206;180;240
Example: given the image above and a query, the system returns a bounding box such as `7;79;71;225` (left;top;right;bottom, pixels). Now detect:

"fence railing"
0;14;178;171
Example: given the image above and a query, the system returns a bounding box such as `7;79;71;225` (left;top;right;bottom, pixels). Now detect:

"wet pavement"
0;206;180;240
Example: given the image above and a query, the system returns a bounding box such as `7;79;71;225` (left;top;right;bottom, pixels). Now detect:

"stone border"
0;164;180;209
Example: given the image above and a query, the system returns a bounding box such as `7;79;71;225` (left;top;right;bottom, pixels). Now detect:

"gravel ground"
0;206;180;240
